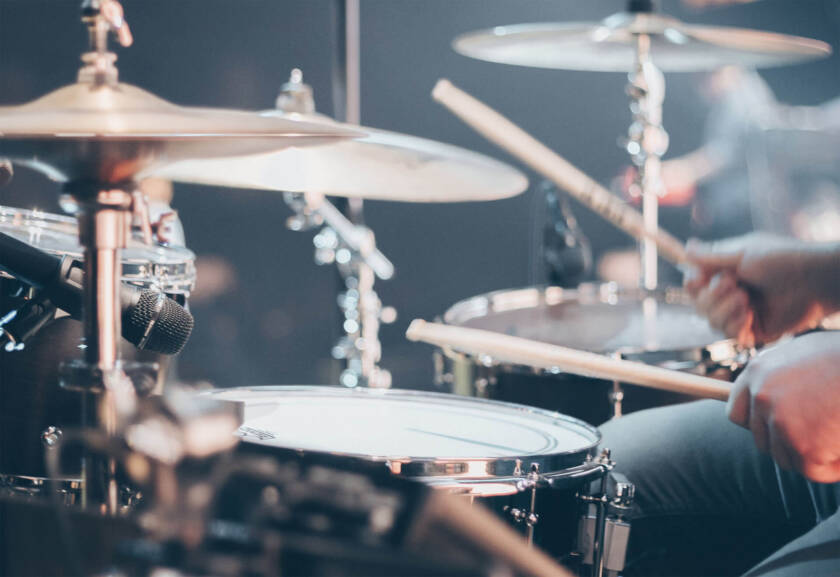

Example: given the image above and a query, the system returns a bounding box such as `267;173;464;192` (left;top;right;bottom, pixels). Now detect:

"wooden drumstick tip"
432;79;454;102
406;319;427;341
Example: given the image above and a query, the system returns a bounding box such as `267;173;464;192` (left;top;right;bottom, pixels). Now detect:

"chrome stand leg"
64;186;136;514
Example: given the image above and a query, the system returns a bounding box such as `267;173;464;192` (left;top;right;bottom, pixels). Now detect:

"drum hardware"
502;462;541;545
41;426;64;449
625;29;668;290
574;464;634;577
284;188;396;389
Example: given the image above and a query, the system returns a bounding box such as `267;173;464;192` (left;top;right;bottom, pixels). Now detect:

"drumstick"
406;319;731;402
432;79;688;265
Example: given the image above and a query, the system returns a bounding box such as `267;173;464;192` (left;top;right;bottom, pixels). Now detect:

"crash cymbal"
453;12;831;73
0;81;364;185
152;72;528;203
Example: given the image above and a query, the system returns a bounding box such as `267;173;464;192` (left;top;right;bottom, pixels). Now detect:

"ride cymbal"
453;12;831;73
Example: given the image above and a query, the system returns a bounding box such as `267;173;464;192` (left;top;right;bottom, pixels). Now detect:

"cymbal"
0;82;364;185
152;110;529;203
453;12;832;73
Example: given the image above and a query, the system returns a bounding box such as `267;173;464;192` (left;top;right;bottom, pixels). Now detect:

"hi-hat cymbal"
152;110;529;203
0;82;364;185
453;12;831;73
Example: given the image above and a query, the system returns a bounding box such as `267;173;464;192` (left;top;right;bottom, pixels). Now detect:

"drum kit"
0;1;831;576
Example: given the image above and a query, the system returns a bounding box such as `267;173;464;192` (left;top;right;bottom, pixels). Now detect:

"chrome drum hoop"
440;283;746;375
0;205;196;295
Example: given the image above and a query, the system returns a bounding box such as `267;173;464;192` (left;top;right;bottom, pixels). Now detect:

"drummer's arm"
683;235;840;345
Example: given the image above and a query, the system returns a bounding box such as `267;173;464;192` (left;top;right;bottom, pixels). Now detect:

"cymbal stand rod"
325;227;394;389
285;193;395;388
627;33;668;291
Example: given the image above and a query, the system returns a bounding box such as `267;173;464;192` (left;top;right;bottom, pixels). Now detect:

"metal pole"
627;33;667;291
73;187;135;514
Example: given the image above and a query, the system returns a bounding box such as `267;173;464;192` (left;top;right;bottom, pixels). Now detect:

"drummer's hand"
727;331;840;483
683;234;836;346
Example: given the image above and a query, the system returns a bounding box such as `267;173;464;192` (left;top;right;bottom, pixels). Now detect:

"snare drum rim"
210;385;601;482
439;283;742;370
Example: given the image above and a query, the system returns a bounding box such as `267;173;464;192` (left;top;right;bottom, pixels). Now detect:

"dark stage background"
1;0;839;390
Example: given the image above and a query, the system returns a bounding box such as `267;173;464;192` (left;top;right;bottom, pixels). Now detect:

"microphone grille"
126;290;194;355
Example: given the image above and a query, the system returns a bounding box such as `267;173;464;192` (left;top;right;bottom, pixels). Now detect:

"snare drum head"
0;205;195;293
443;284;728;356
209;386;599;481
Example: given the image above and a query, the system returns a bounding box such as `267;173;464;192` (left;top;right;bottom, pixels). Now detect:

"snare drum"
0;205;196;479
437;284;745;425
208;386;614;562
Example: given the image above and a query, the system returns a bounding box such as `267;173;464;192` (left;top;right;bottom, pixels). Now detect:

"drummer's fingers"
723;308;752;344
726;367;752;428
695;272;737;319
685;238;745;270
797;460;840;484
709;288;750;337
683;265;709;297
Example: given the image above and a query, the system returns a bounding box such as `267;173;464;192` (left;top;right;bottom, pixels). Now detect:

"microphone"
0;231;194;355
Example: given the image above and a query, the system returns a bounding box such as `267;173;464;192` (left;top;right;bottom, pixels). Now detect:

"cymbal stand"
285;192;395;388
59;1;138;515
625;27;668;291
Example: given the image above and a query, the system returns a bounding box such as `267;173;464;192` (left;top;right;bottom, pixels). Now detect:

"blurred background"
2;0;840;390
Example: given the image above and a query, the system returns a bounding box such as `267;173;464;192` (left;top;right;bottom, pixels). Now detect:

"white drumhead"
211;386;598;460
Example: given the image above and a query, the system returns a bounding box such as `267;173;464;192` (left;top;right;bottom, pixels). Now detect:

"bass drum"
436;283;746;425
0;205;195;480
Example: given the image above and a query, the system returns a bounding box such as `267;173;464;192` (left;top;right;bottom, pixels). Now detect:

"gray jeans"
598;400;840;577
